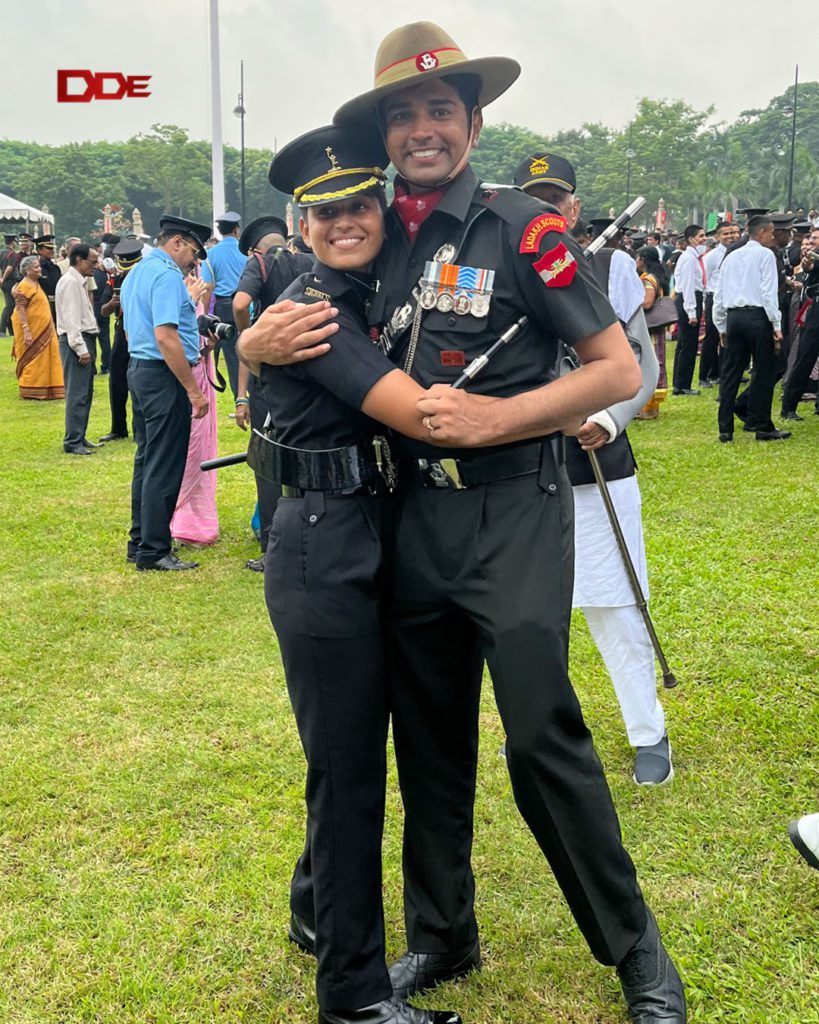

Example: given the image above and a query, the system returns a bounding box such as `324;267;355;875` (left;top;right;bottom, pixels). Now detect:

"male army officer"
240;21;686;1024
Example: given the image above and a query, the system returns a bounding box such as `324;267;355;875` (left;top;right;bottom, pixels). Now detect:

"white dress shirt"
55;266;99;356
702;242;726;295
712;240;781;335
673;247;705;319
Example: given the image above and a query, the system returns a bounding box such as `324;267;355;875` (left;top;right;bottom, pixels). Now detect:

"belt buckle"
424;458;465;490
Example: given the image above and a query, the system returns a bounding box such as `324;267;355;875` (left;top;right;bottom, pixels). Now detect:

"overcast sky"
4;0;816;154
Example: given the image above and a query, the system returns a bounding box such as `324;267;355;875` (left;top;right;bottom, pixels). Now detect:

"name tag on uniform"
418;261;495;318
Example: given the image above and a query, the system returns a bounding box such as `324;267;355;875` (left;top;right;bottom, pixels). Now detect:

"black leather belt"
408;439;560;490
248;428;378;491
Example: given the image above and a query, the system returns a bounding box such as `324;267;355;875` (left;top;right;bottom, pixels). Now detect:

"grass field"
0;338;817;1024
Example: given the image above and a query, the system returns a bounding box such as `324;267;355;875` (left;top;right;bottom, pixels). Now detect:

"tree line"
1;83;817;240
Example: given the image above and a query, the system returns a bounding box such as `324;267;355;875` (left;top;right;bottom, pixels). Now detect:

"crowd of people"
1;19;817;1024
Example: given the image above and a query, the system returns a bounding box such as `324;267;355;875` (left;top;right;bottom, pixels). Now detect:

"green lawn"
0;339;817;1024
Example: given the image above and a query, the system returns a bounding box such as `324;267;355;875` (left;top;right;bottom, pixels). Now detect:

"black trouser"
387;453;646;967
108;322;130;436
127;358;192;565
673;291;703;390
248;373;280;554
96;312;111;371
59;332;97;450
781;315;819;414
212;295;239;400
265;492;393;1013
699;293;721;382
718;308;777;435
0;284;14;334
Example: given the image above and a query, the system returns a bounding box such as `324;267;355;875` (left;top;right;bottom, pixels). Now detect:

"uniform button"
447;316;456;327
547;483;557;493
309;514;318;524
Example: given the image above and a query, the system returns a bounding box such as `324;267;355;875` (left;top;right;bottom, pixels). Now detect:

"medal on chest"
419;260;496;318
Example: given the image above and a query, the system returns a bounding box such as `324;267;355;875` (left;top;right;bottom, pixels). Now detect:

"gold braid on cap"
294;166;386;204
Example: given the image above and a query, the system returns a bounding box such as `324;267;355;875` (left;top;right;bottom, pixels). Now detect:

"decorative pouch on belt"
247;428;378;490
538;436;565;494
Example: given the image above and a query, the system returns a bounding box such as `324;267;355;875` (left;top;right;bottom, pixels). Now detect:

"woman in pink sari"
170;275;219;545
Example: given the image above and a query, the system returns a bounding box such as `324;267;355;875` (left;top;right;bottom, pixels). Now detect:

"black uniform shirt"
38;257;62;300
259;261;395;450
236;248;314;321
369;166;617;459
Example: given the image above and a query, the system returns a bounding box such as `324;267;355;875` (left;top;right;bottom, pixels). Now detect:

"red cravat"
392;182;444;241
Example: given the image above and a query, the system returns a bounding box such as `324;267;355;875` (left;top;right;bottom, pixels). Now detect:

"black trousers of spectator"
781;314;819;414
59;333;97;450
96;312;111;371
673;291;703;390
699;293;721;383
248;373;281;554
213;295;239;401
0;284;14;334
718;308;777;435
127;358;192;566
108;322;130;436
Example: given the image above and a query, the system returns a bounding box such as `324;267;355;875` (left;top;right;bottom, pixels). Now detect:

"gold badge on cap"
325;146;340;170
529;157;550;176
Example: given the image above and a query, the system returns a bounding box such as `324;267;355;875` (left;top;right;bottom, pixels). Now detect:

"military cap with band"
793;220;812;233
270;124;388;208
770;213;796;229
4;233;17;244
158;215;211;260
36;234;56;249
19;233;33;241
736;207;770;219
113;238;144;270
239;215;289;255
333;21;520;125
513;153;577;194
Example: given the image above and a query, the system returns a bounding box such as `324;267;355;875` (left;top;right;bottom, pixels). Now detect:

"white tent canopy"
0;191;55;231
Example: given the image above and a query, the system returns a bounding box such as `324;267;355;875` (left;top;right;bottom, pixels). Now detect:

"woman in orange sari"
11;255;64;400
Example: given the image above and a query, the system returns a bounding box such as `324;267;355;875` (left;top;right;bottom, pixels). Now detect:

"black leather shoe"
82;438;105;449
288;912;316;956
64;446;93;455
100;431;128;441
617;909;686;1022
698;380;713;389
780;412;803;422
755;429;791;441
245;555;265;572
389;943;481;1001
136;553;199;571
672;388;700;396
318;997;461;1024
718;433;733;443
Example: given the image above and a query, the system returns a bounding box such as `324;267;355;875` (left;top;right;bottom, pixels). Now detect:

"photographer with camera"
121;215;212;572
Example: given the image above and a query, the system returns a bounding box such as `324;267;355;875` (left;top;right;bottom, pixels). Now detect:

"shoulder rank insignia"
519;213;567;254
533;242;577;288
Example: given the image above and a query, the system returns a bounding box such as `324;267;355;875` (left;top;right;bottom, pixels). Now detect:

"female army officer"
258;124;465;1024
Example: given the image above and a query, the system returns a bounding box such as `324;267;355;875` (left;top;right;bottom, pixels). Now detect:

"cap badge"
529;157;550;175
325;146;340;171
416;51;439;72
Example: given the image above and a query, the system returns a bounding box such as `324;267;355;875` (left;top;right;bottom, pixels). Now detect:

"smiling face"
301;194;385;272
380;78;482;189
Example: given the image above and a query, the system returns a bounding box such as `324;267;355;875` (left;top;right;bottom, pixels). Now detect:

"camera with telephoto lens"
197;313;237;342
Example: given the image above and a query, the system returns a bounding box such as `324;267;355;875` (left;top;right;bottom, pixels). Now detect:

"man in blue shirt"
121;215;212;571
201;210;245;398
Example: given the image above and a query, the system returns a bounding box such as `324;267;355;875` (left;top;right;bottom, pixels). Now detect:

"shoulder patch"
519;214;567;254
533;242;577;288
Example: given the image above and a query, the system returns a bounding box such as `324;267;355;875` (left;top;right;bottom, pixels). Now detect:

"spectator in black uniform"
0;234;19;335
98;239;143;441
781;226;819;421
36;235;62;322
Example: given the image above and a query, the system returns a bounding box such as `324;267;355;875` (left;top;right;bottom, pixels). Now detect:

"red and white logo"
57;70;152;103
533;242;577;288
415;52;439;72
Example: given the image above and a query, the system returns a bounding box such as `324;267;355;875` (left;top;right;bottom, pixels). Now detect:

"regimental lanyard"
418;261;495;318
